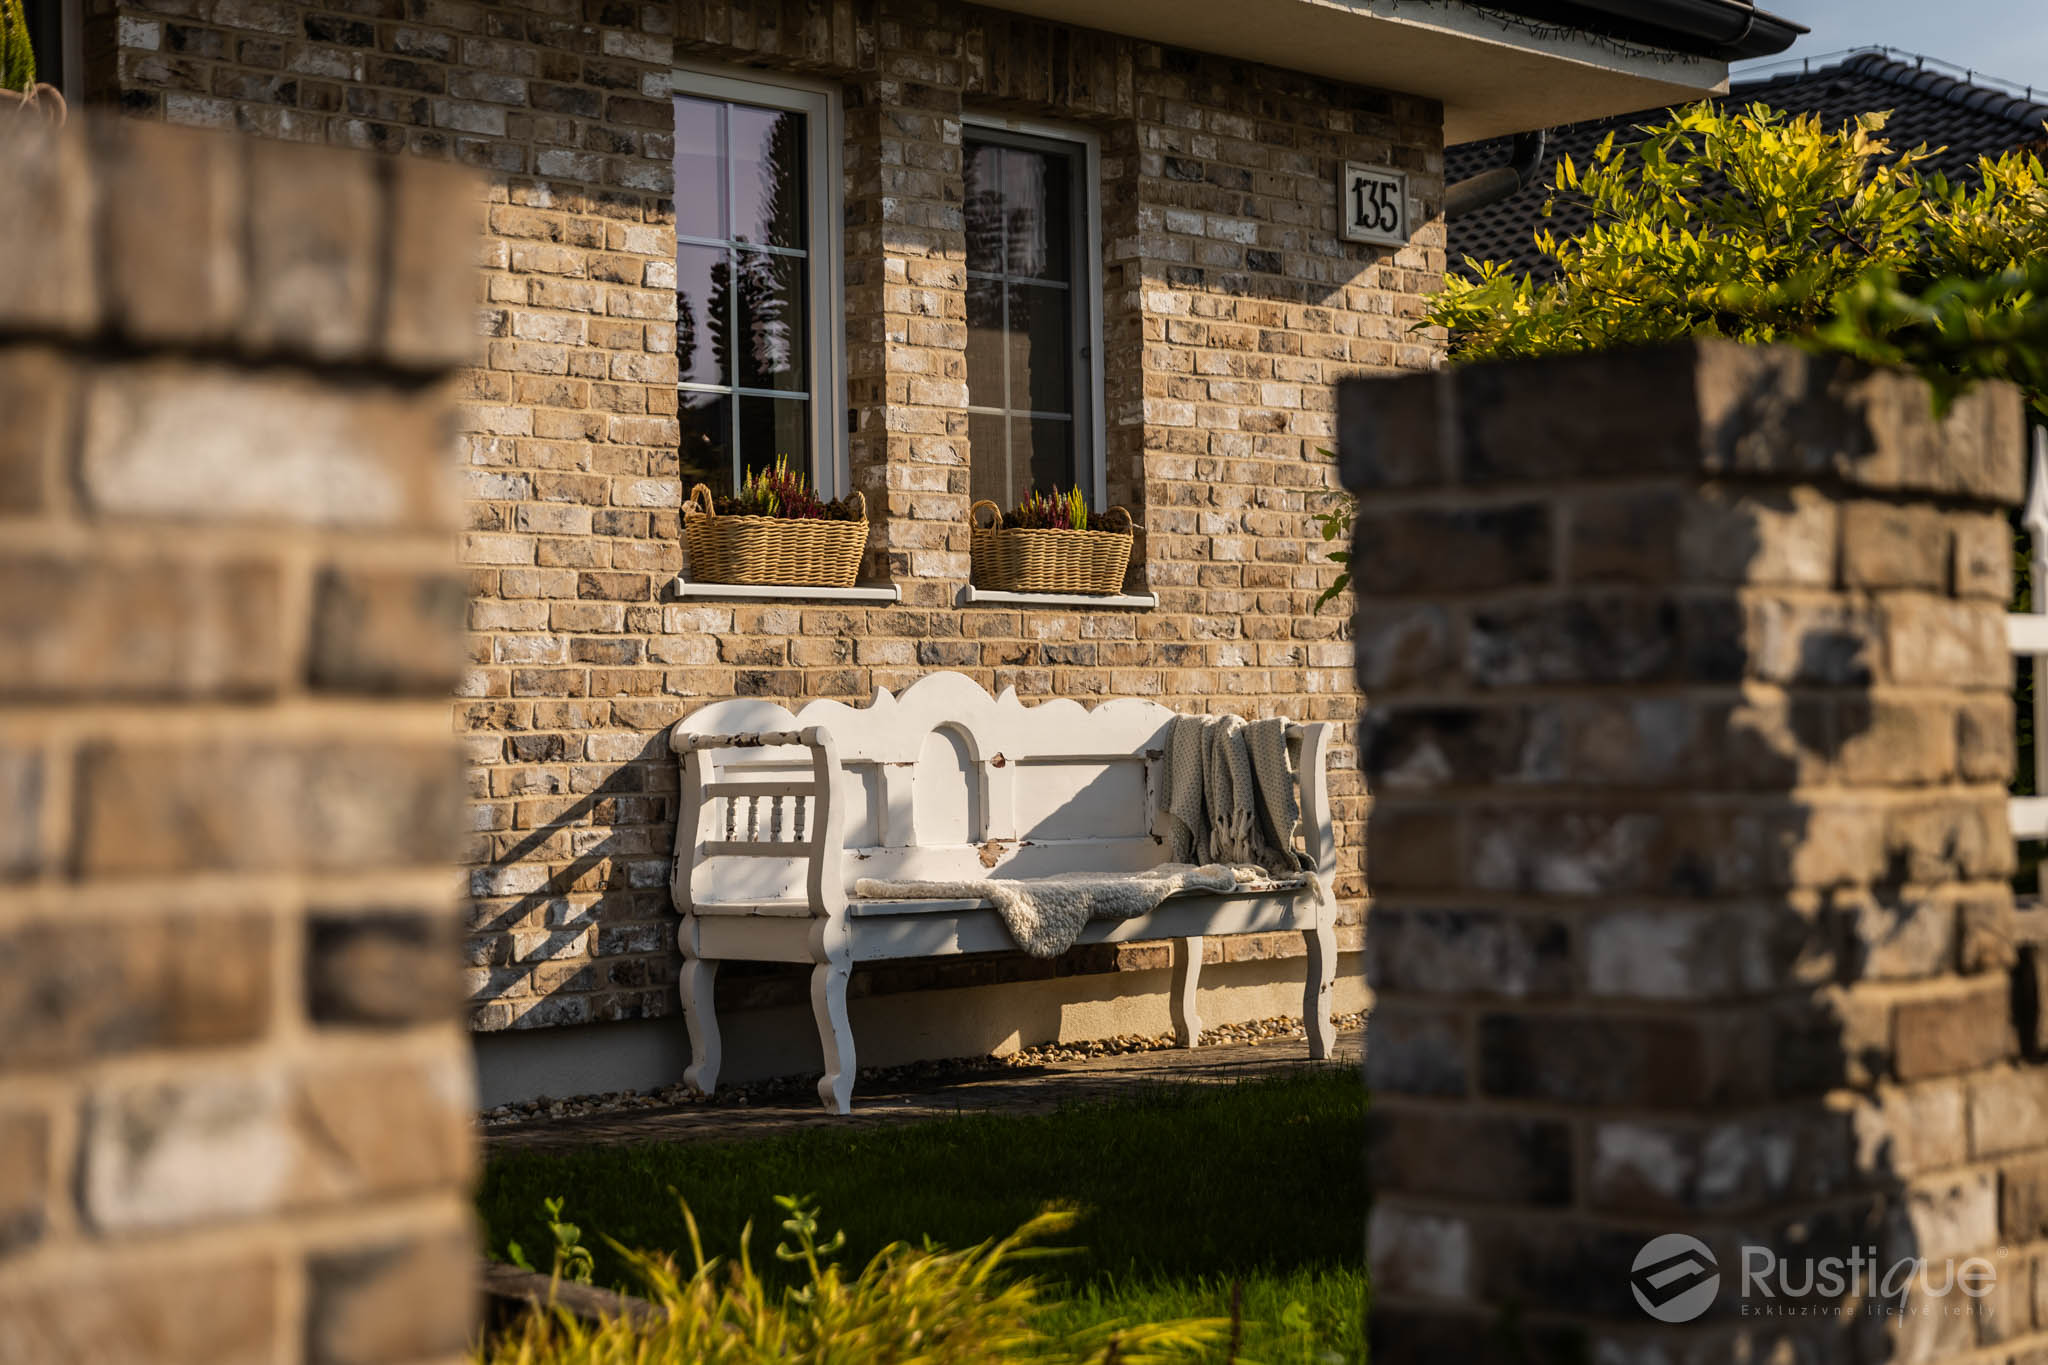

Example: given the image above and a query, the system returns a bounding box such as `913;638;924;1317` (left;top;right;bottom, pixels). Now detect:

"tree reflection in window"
964;131;1090;511
675;95;811;495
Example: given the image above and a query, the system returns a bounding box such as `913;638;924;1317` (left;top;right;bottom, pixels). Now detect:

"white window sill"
955;585;1158;609
672;578;901;604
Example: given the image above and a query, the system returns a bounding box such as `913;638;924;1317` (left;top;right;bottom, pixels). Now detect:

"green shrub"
1315;102;2048;607
477;1197;1230;1365
1425;102;2048;391
1;0;36;93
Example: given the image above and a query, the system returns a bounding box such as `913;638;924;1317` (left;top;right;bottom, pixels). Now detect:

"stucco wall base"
474;953;1365;1108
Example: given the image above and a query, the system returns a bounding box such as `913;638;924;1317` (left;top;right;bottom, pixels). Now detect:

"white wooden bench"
668;671;1341;1113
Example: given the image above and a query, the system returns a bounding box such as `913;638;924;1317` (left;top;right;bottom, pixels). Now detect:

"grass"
477;1068;1367;1362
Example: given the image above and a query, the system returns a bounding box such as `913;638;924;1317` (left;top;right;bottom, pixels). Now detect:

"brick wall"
83;0;1445;1044
0;118;477;1362
1345;341;2042;1362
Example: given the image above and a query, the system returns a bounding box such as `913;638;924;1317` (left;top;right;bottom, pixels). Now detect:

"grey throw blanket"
1160;714;1309;877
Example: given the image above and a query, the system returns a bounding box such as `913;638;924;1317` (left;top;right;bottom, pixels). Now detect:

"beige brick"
0;1105;49;1255
1832;694;1957;786
0;914;273;1068
0;1255;280;1365
1972;1067;2048;1159
74;739;464;876
385;154;486;368
91;117;246;344
79;361;456;529
305;1224;476;1365
1841;500;1949;590
308;563;469;694
1953;510;2015;602
242;137;379;359
0;346;75;515
79;1049;472;1231
0;122;96;334
1894;978;2015;1081
1883;593;2007;688
0;742;44;880
0;552;284;699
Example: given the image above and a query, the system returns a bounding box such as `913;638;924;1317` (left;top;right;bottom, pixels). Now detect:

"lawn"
477;1068;1368;1362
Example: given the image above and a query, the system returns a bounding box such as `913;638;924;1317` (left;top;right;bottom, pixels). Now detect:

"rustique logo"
1631;1235;1720;1323
1630;1235;2001;1323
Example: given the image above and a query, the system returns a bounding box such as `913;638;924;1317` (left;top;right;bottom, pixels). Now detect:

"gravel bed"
478;1010;1366;1128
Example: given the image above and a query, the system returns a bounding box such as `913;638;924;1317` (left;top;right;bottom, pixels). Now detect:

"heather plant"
718;455;862;521
476;1197;1229;1365
1004;487;1095;531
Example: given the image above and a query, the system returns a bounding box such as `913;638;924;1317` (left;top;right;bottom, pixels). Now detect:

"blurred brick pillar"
0;116;481;1364
1343;341;2041;1362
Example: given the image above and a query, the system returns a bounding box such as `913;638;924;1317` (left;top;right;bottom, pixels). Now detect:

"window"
672;67;843;496
963;120;1103;511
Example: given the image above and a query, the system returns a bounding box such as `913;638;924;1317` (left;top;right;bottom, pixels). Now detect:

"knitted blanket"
854;863;1247;958
1160;714;1309;877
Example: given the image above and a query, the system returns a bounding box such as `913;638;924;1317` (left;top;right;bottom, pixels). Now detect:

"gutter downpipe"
1445;128;1549;219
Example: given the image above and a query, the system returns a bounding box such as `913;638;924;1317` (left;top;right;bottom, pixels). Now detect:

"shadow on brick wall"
1347;341;2033;1362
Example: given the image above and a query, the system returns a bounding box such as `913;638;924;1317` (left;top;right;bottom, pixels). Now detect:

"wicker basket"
970;500;1134;595
684;484;868;588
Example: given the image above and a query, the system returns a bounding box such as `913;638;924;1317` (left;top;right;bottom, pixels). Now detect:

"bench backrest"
672;671;1180;904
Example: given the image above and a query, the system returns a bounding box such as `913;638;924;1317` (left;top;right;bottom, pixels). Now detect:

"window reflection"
673;90;815;493
965;134;1087;510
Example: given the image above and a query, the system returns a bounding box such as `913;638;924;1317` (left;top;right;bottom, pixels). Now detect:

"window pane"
968;411;1011;508
674;96;726;240
675;244;731;389
730;104;806;249
1010;282;1071;414
964;142;1005;275
1018;415;1075;497
734;249;809;392
992;144;1071;283
680;392;732;494
965;276;1004;408
737;396;810;482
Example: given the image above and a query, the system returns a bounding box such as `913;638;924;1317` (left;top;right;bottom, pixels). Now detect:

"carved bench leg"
1304;919;1336;1060
810;919;854;1114
1171;935;1204;1047
679;955;721;1094
811;960;854;1114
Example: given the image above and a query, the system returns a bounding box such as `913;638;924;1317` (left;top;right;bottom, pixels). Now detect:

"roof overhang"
981;0;1753;143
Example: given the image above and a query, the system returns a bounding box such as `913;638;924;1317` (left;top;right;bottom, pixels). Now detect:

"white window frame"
671;61;848;498
960;112;1107;512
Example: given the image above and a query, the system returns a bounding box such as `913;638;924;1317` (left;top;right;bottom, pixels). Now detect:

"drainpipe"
1445;129;1549;219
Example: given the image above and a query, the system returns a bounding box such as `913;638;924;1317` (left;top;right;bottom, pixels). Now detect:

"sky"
1730;1;2048;95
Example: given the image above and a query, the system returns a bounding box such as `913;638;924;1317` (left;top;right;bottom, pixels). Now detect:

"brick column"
0;117;479;1363
842;17;974;606
1343;341;2041;1362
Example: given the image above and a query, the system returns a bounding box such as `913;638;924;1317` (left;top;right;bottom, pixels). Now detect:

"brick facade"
83;0;1444;1041
1344;342;2042;1363
0;117;477;1364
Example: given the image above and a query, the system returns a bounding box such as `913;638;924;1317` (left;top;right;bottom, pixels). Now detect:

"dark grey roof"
1446;50;2048;277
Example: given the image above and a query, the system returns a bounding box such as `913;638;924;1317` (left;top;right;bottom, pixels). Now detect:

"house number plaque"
1339;161;1411;247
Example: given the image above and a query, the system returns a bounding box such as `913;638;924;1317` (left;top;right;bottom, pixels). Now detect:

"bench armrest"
1294;722;1339;888
671;725;848;919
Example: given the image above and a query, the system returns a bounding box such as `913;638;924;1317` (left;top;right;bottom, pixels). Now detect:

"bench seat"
669;672;1340;1113
688;874;1313;919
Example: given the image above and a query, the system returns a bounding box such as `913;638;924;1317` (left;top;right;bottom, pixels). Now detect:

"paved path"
485;1028;1364;1154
